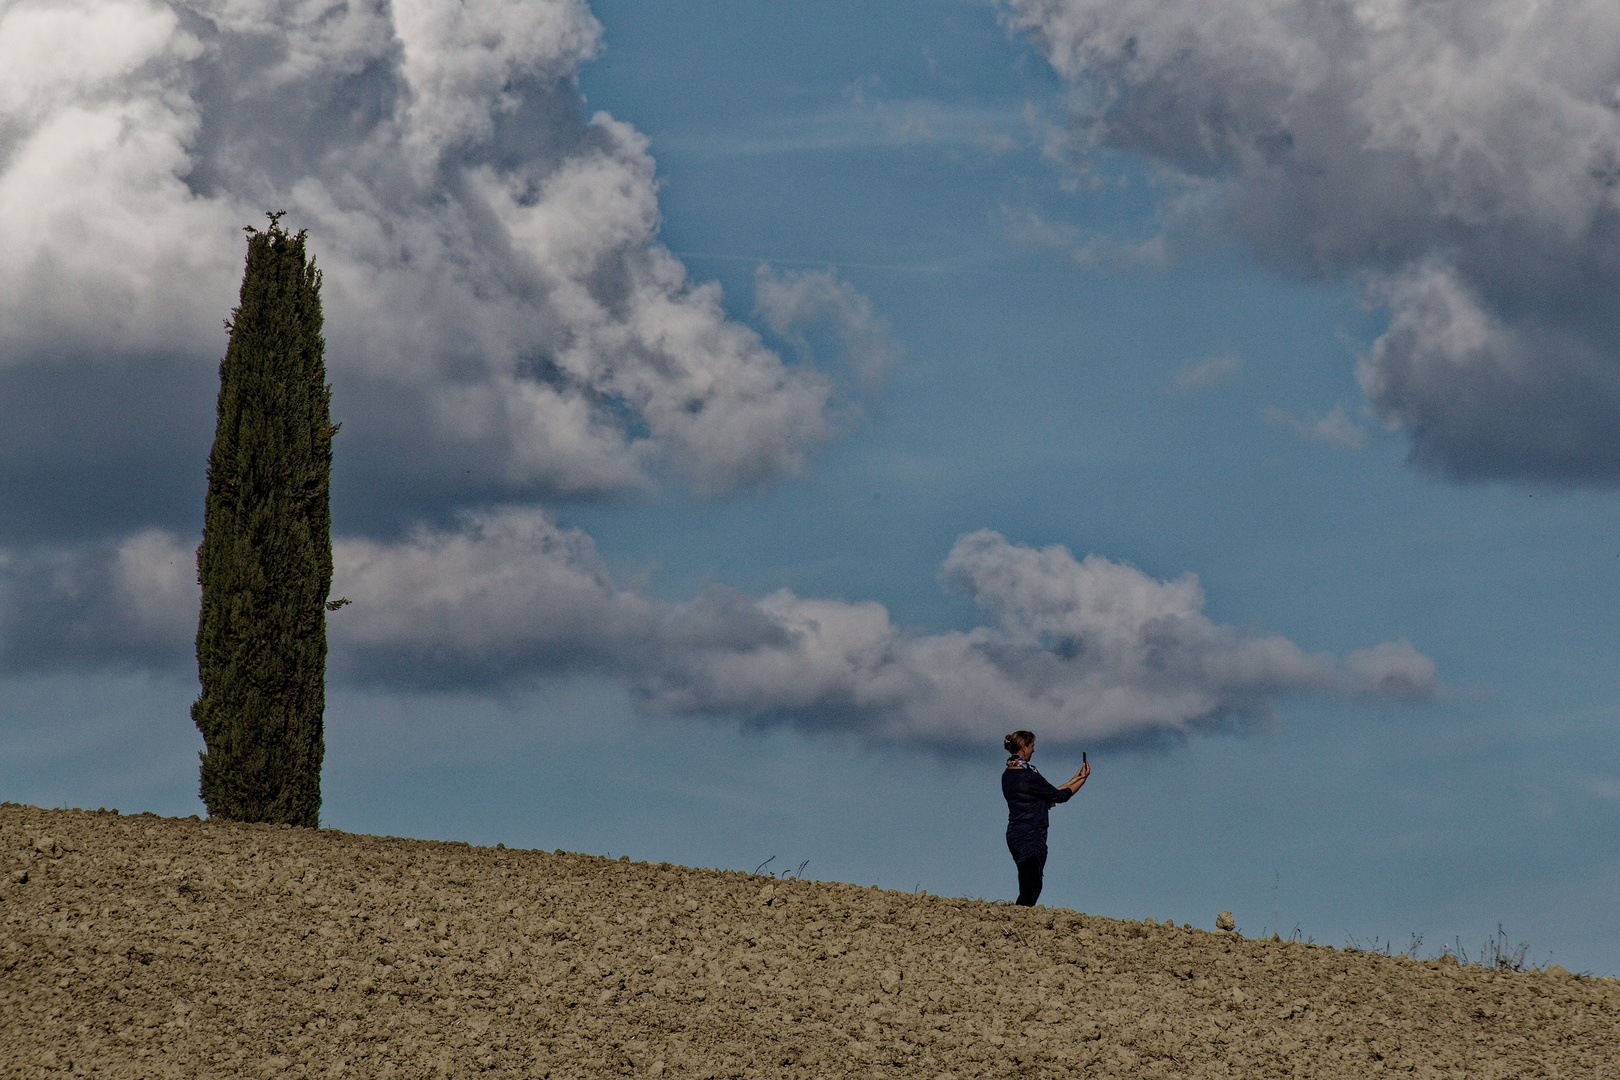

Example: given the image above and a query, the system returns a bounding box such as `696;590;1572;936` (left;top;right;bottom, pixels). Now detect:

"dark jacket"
1002;762;1073;834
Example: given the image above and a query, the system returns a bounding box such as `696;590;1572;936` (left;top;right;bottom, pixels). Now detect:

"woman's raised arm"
1061;759;1090;793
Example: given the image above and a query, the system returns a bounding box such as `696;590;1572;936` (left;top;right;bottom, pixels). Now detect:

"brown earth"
4;804;1619;1079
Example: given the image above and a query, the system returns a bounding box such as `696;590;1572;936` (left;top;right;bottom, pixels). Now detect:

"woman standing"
1002;730;1089;907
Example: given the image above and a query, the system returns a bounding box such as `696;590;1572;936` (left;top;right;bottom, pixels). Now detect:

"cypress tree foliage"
193;214;338;826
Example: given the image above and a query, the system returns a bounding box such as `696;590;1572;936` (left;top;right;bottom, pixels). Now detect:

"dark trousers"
1007;829;1048;907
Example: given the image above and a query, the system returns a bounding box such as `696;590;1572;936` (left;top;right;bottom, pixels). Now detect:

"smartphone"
1082;752;1087;765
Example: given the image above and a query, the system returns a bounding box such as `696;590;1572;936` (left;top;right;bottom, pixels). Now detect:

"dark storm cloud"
0;530;196;674
1008;0;1620;482
0;357;214;545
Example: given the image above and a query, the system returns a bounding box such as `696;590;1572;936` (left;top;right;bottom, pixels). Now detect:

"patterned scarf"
1005;756;1039;772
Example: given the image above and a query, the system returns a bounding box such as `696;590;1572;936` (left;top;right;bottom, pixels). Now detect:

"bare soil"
4;804;1618;1078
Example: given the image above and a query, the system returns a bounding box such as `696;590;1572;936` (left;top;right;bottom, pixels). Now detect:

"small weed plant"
1343;925;1553;972
752;856;811;880
1444;924;1535;972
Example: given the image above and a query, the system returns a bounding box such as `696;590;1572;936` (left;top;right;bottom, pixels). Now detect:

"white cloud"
996;202;1175;270
15;516;1434;747
330;510;661;675
1265;402;1368;449
754;266;898;396
998;204;1083;250
112;529;198;643
335;520;1438;743
1173;354;1244;393
0;0;840;497
1007;0;1620;482
1343;639;1437;701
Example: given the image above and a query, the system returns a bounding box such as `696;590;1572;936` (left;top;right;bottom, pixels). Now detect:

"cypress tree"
193;214;338;826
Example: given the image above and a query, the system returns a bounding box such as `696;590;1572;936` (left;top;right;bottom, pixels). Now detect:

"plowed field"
4;803;1618;1078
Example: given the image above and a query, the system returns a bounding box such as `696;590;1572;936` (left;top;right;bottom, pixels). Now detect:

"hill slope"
4;804;1618;1078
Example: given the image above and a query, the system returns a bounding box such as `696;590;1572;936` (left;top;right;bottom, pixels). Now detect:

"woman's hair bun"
1003;730;1035;754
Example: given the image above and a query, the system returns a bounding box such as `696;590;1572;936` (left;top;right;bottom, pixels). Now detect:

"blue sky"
4;0;1620;973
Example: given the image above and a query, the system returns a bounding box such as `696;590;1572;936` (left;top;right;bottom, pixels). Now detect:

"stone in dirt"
4;803;1619;1079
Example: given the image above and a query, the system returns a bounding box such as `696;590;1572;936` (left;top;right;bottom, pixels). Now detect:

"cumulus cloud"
754;266;897;396
348;521;1440;743
330;510;663;682
1172;353;1244;394
1265;403;1367;449
325;520;1437;742
1006;0;1620;482
0;0;844;511
1343;640;1436;702
8;516;1435;746
997;202;1174;269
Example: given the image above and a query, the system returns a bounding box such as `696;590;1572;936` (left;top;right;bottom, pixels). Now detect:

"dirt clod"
4;803;1619;1078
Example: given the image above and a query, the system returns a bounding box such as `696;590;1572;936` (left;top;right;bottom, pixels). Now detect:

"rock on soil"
4;804;1619;1079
